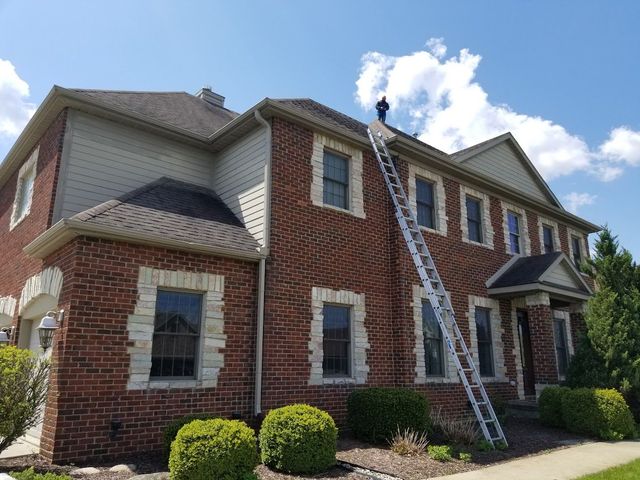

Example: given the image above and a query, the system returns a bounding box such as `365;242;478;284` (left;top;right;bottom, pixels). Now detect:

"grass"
575;458;640;479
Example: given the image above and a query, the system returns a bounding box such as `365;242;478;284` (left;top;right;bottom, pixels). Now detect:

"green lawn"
576;458;640;479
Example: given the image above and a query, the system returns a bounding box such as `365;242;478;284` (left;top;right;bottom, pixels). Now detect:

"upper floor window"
501;201;530;256
151;290;203;379
475;307;494;377
553;316;569;377
507;212;522;254
571;236;582;267
323;151;349;210
422;301;444;377
10;147;39;230
466;196;483;243
322;304;351;377
542;225;555;254
416;178;435;229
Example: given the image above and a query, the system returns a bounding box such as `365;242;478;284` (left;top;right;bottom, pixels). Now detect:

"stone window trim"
10;146;39;231
127;267;226;391
537;216;561;254
460;185;494;249
413;285;459;384
408;163;448;236
467;296;507;382
501;201;531;256
310;133;365;219
552;309;574;380
309;287;369;385
567;228;587;267
510;298;526;399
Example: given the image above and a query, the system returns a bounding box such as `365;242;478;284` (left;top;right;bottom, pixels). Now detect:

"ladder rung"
482;418;496;423
491;437;504;442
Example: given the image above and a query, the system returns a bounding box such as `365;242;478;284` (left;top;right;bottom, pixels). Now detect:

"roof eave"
24;219;264;262
487;282;591;302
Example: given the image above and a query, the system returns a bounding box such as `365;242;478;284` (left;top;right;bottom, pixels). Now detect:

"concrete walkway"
432;441;640;480
0;440;38;459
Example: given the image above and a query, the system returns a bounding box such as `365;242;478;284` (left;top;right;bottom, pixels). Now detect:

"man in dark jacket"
376;95;389;123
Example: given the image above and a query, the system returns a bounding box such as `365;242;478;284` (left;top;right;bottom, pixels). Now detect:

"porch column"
569;302;588;351
525;292;559;396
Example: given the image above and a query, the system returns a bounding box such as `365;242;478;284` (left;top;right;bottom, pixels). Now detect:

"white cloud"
563;192;597;214
355;39;640;183
0;59;36;138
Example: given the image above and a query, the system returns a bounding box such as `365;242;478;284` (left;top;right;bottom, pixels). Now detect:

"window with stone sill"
323;151;350;210
466;196;483;243
507;211;522;255
416;178;436;230
542;225;555;254
422;300;444;377
322;304;351;378
10;147;39;230
571;236;583;268
475;307;494;377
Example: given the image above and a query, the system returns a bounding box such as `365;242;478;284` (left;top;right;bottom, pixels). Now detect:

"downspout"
253;110;272;416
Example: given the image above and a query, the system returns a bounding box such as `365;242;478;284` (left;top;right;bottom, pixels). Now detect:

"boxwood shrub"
259;404;337;474
162;413;218;460
561;388;635;440
539;386;571;428
169;418;258;480
10;468;71;480
347;387;429;443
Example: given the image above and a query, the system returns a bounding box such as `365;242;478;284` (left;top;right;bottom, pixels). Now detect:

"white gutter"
252;110;272;415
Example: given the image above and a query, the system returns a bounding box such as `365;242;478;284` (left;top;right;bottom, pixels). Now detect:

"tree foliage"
0;346;50;454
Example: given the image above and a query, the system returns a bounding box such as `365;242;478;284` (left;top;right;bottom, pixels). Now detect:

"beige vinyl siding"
56;111;214;220
461;143;549;203
211;126;268;246
546;263;577;288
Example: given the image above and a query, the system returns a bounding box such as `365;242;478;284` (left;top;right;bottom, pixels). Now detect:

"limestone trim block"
19;267;63;314
501;200;531;256
0;296;17;325
310;132;365;219
460;184;494;249
526;292;550;306
510;297;526;399
537;215;562;253
412;285;459;384
467;295;507;382
10;146;39;231
309;286;369;385
127;267;226;390
408;163;448;236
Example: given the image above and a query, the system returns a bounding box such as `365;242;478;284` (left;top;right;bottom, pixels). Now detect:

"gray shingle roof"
488;252;563;288
72;89;239;137
71;177;260;255
274;99;370;137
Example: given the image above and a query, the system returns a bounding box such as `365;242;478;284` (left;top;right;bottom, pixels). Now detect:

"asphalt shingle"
488;252;564;288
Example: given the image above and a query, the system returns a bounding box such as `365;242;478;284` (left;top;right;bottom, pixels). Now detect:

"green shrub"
561;388;635;440
10;467;71;480
539;386;571;428
347;388;429;443
476;439;494;452
458;451;472;462
169;418;258;480
259;404;337;474
427;445;453;462
162;413;218;460
0;346;50;454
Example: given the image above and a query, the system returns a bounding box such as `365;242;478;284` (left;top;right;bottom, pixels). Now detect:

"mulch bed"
0;418;590;480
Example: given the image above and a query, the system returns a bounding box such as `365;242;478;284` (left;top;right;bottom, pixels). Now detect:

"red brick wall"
0;110;68;332
527;304;559;385
40;237;258;463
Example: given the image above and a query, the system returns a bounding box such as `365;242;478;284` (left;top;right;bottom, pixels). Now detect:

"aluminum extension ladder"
367;128;507;447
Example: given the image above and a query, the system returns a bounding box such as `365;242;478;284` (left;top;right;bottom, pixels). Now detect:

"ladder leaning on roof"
367;127;507;447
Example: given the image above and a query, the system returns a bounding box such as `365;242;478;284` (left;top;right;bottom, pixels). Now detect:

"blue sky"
0;0;638;257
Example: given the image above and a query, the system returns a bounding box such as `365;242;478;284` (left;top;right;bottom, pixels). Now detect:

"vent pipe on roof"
195;85;225;108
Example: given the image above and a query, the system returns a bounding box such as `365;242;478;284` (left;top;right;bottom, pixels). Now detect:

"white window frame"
408;164;448;236
310;133;365;218
501;201;531;256
537;216;561;254
460;185;494;249
10;147;39;231
309;287;369;385
467;296;506;382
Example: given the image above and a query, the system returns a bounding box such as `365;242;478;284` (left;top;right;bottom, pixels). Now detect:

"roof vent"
195;85;225;108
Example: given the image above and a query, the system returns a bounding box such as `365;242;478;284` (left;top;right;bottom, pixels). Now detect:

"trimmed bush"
539;386;571;428
10;468;71;480
259;404;337;474
347;388;430;443
169;419;258;480
561;388;635;440
162;413;217;460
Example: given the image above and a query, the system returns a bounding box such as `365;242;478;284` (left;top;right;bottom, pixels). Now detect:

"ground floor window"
322;304;352;377
553;316;570;377
422;301;444;376
475;307;495;377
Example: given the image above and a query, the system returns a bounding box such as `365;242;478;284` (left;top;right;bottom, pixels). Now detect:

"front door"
517;310;536;397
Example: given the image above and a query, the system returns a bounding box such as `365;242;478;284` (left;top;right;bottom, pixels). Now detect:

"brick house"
0;86;599;462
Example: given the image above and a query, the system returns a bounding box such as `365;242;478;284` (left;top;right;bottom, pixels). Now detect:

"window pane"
508;213;520;254
151;290;202;378
466;197;483;243
475;308;494;376
416;179;435;229
15;170;35;219
543;226;554;253
323;152;348;183
510;233;521;254
422;301;444;376
572;237;582;266
323;305;351;377
466;197;481;222
323;152;349;209
554;318;569;376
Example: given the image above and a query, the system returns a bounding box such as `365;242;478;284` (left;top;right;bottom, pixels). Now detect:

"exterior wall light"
37;310;63;351
0;326;15;346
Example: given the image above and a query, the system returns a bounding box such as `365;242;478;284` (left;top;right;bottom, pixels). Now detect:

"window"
322;305;351;377
507;212;521;254
150;290;203;378
553;317;569;377
542;225;555;253
416;178;435;229
475;308;494;376
571;236;582;267
466;196;483;243
323;151;349;210
10;147;38;230
422;301;444;376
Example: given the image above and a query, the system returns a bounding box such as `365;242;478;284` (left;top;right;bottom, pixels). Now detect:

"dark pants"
377;110;386;123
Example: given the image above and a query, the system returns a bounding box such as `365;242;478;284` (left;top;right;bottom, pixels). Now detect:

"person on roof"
376;95;389;123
